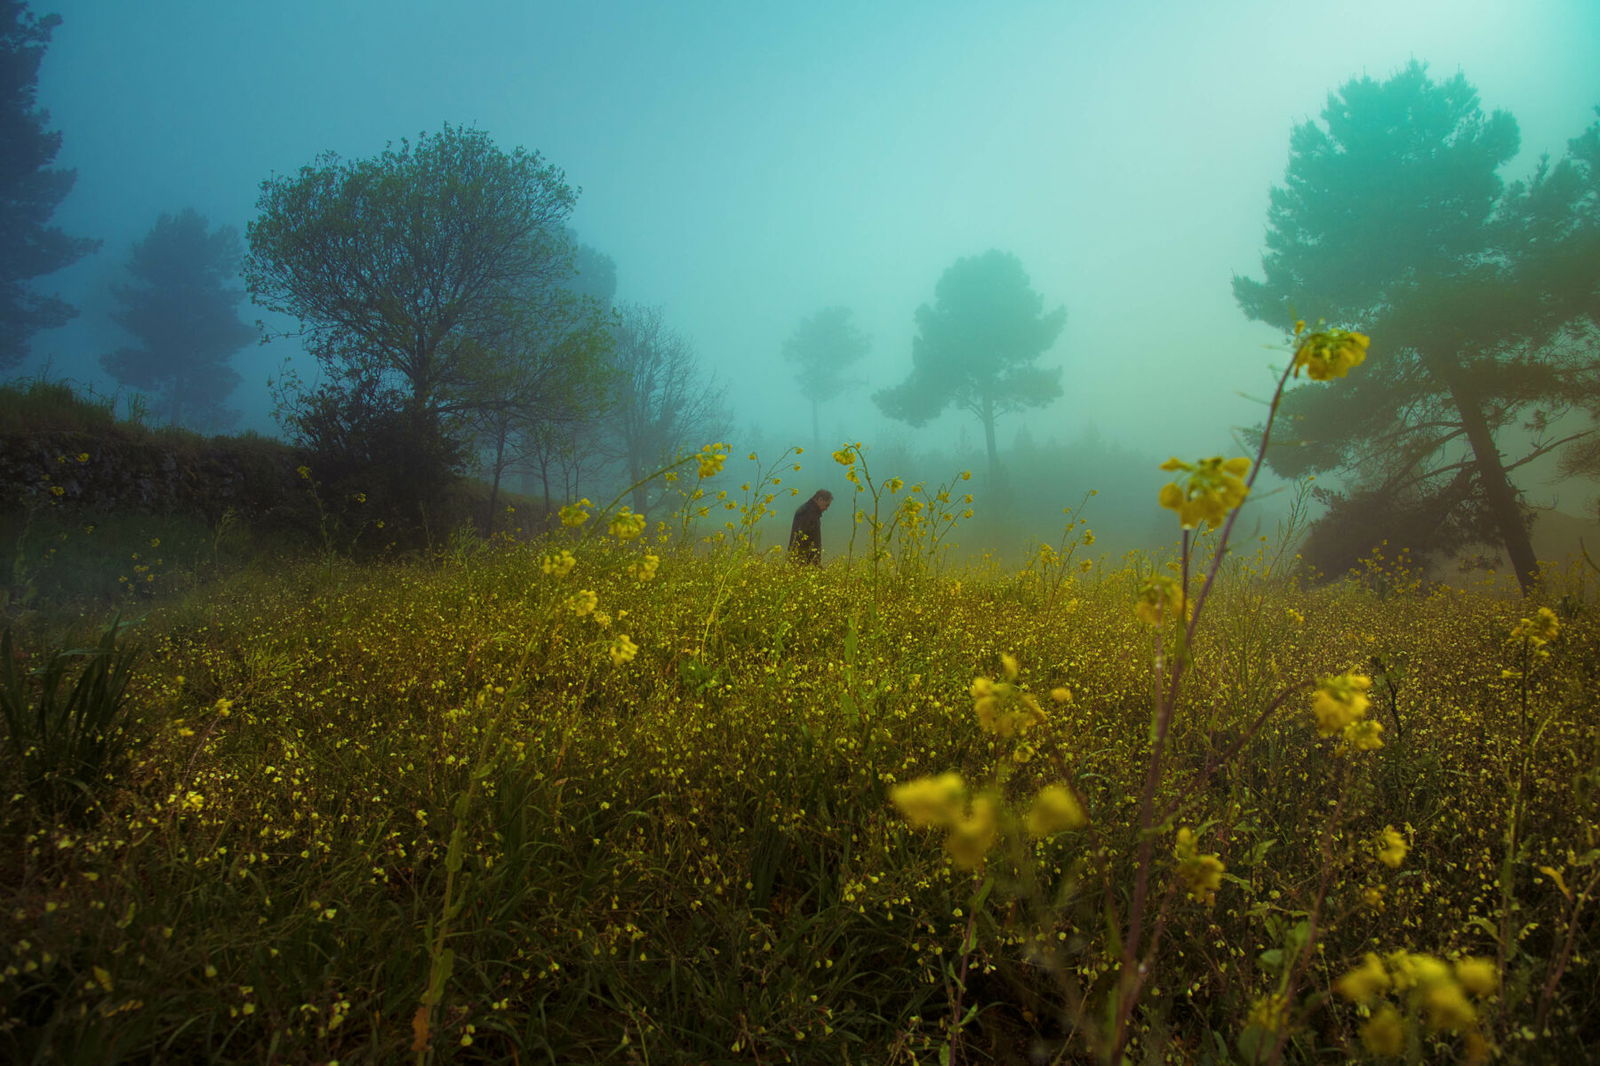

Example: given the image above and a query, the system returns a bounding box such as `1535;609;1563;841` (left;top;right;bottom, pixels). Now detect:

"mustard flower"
1311;672;1371;737
1135;575;1189;626
696;444;728;479
628;554;660;581
1334;953;1392;1004
1377;825;1408;869
1453;958;1497;997
1174;827;1225;905
890;772;967;829
541;549;577;577
944;794;1000;871
1509;605;1560;647
832;446;855;466
608;508;647;541
1340;718;1385;753
567;589;598;616
1158;456;1251;530
1360;1005;1404;1056
971;674;1045;737
559;498;593;526
608;634;638;666
1293;328;1370;381
1024;784;1088;838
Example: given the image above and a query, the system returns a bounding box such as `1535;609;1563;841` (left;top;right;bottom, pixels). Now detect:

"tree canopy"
782;306;868;448
1235;63;1598;592
101;208;254;430
245;125;606;528
875;250;1065;482
245;125;578;419
0;1;98;370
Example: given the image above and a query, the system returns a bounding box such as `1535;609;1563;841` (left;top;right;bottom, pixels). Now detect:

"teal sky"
29;0;1600;489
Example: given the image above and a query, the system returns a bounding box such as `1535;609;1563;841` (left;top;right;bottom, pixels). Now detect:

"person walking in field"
788;490;832;565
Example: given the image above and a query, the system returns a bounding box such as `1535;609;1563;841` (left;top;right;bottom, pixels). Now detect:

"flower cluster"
1310;672;1374;745
696;443;730;479
970;653;1045;737
890;773;1086;870
607;634;639;666
1157;456;1251;530
627;554;660;581
1292;325;1370;381
608;508;647;541
558;498;593;527
1509;605;1560;649
888;773;998;870
1376;825;1408;869
1334;950;1495;1058
540;549;576;577
1173;827;1225;905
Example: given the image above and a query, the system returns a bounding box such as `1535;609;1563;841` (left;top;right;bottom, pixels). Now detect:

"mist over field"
7;0;1597;566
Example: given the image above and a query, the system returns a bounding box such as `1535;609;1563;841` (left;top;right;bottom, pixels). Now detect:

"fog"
17;0;1600;555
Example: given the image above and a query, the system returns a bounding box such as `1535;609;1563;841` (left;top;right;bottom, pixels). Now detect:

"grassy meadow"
4;350;1600;1064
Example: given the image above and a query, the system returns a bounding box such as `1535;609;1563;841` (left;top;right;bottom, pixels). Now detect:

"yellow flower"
890;772;967;829
567;589;598;616
1311;673;1371;737
1135;575;1188;626
971;674;1045;737
76;452;89;463
1157;456;1251;530
297;465;311;480
628;554;660;581
1334;953;1392;1004
1360;1005;1404;1056
607;634;638;666
1453;958;1497;997
559;498;593;526
1049;686;1073;704
1377;825;1408;869
1340;718;1385;753
541;549;577;577
608;508;647;541
1024;784;1088;838
1510;606;1560;647
1246;993;1288;1033
696;445;728;479
1174;827;1225;905
832;447;855;466
1292;328;1369;381
1421;979;1476;1032
944;794;999;870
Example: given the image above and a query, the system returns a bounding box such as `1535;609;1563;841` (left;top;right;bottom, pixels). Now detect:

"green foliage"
0;618;141;820
1236;64;1600;594
247;125;597;534
875;250;1066;481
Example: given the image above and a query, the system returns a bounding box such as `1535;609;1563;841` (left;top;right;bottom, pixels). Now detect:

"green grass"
0;528;1595;1064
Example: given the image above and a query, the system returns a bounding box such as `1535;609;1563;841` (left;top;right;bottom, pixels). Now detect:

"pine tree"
0;1;99;370
101;209;255;430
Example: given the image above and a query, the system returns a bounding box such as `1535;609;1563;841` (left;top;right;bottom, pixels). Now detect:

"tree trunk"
1426;351;1540;594
811;399;820;454
486;421;507;535
980;393;1001;486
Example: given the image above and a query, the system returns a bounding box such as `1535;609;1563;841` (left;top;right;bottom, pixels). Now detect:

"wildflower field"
4;334;1600;1064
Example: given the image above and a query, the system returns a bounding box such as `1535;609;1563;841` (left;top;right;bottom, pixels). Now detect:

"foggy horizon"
15;0;1600;536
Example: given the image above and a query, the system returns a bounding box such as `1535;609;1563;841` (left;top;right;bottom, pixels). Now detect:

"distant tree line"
3;0;1597;574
